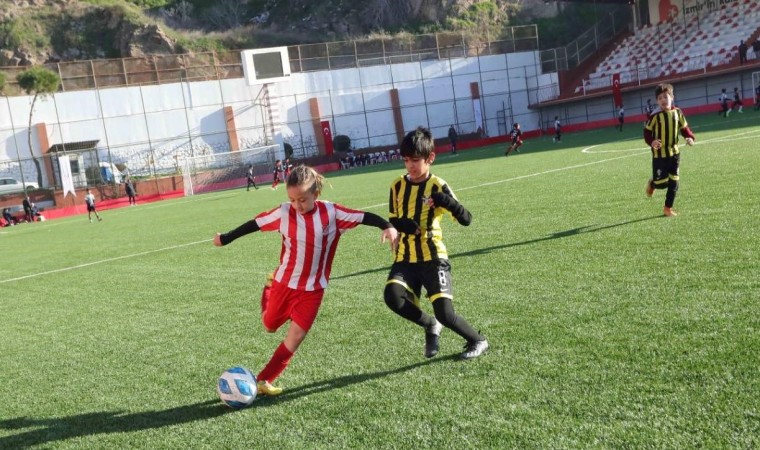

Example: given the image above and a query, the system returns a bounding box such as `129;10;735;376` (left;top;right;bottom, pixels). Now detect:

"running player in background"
271;160;283;189
644;83;696;217
719;88;730;118
731;87;744;113
505;123;523;157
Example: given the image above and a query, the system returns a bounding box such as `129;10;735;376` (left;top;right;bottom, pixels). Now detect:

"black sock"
432;298;483;342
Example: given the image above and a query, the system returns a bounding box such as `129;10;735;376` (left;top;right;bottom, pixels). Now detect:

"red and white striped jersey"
255;200;365;291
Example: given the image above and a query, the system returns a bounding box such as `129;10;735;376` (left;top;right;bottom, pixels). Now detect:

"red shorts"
262;281;324;332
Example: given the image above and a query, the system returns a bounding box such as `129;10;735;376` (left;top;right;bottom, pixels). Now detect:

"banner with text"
649;0;739;25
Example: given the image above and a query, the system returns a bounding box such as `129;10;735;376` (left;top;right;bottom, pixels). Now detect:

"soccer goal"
181;144;280;196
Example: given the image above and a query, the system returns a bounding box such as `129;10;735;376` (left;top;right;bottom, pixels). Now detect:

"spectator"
30;202;41;221
125;175;137;204
22;197;32;223
2;207;13;226
448;124;458;155
752;41;760;60
739;40;748;65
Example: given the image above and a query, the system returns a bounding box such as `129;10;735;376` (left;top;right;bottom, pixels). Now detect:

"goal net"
181;144;280;196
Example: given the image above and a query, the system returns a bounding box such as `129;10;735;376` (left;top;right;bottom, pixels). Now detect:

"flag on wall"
321;121;334;156
612;73;623;108
58;155;76;197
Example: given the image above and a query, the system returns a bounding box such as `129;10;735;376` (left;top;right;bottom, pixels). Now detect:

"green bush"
0;19;25;49
333;135;351;152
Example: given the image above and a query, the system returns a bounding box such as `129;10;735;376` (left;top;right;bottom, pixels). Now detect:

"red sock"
257;342;294;383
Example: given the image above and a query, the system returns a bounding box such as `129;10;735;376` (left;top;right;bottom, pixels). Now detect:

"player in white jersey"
84;189;102;222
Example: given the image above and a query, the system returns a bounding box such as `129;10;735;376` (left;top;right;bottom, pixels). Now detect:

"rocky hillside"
0;0;600;67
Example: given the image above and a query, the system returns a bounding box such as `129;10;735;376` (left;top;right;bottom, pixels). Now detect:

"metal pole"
449;58;459;132
138;85;156;182
52;95;66;187
180;78;195;157
5;96;25;186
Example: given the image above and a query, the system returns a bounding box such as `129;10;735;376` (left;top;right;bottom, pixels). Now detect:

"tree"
17;66;60;188
0;71;6;94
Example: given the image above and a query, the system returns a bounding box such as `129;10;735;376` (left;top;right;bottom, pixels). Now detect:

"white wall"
0;50;550;185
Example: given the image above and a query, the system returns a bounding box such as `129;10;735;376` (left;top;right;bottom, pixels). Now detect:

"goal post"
181;144;280;196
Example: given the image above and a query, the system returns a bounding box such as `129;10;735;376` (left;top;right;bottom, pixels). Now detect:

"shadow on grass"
455;215;662;258
257;354;458;407
331;215;662;281
0;400;224;449
0;357;454;447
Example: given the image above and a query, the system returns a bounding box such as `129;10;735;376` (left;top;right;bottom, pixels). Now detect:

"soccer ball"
217;366;257;408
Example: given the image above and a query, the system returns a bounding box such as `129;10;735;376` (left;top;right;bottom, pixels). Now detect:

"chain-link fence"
0;28;538;96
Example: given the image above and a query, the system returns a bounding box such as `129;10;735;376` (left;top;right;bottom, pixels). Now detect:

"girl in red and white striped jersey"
214;165;398;395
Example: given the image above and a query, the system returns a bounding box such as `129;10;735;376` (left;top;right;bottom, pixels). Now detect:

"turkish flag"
612;73;622;108
321;120;334;156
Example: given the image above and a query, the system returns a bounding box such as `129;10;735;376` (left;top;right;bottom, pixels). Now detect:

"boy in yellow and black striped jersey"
383;126;488;360
644;83;696;217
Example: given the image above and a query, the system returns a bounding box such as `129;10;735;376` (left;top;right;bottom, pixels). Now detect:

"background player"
616;104;625;131
271;160;283;189
85;189;103;222
644;83;696;217
246;164;258;191
505;123;523;157
553;116;562;142
731;87;743;113
214;165;397;395
719;88;730;117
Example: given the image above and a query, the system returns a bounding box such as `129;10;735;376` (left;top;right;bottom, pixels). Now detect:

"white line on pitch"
0;239;210;284
0;138;735;284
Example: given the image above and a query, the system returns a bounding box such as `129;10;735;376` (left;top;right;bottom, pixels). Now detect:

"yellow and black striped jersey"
389;173;457;263
645;107;688;158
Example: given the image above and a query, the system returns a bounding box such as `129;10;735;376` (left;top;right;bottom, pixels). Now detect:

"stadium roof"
48;140;100;153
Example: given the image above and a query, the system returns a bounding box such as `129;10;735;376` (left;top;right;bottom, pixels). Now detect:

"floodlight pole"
5;96;26;190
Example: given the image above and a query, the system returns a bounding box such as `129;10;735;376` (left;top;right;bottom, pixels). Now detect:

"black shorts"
87;204;96;212
386;260;453;304
652;154;680;184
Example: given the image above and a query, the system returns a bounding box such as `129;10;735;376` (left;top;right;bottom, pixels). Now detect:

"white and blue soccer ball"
217;366;257;408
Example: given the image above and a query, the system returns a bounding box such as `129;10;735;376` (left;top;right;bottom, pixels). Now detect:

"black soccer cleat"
424;320;443;358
